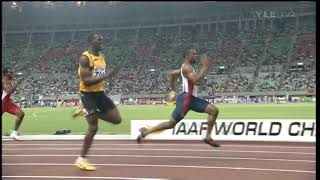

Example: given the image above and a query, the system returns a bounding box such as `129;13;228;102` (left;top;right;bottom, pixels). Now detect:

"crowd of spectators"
2;16;315;101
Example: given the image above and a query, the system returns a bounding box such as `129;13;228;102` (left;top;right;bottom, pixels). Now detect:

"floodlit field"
2;103;315;135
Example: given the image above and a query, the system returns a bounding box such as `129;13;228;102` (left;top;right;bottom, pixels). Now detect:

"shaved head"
183;48;195;58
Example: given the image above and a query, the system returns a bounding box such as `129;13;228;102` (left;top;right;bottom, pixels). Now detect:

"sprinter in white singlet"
137;48;220;147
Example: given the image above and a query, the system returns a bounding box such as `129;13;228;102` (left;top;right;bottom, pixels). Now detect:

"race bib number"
94;67;106;77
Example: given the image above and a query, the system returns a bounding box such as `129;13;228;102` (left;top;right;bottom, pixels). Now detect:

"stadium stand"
2;9;315;104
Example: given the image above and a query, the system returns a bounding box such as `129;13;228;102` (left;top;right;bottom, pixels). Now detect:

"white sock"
76;156;87;163
11;131;18;136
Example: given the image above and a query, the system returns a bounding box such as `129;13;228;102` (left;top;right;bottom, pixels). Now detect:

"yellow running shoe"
74;162;96;171
72;107;85;118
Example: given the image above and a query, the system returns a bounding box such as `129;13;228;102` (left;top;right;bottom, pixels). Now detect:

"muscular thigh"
96;93;116;114
189;96;209;113
80;92;98;116
171;93;187;122
96;93;120;121
5;98;21;116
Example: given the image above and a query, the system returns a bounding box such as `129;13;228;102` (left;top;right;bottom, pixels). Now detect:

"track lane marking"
2;163;315;173
2;154;315;162
2;148;315;155
2;143;315;149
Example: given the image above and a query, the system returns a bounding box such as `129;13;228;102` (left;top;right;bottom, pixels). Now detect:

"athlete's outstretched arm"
79;55;113;86
168;69;181;91
182;54;209;85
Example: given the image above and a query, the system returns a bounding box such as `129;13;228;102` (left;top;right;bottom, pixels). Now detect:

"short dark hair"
87;32;101;43
183;48;193;58
2;67;11;75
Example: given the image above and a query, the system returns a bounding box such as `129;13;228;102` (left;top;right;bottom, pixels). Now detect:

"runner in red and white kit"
136;49;220;147
2;67;25;139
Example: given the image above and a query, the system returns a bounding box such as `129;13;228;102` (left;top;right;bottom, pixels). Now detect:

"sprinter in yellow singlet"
74;32;122;171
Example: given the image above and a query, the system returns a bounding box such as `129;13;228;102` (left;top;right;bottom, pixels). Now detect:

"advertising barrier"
131;119;315;142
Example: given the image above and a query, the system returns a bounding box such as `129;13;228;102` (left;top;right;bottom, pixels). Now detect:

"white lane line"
2;154;315;162
2;163;315;174
2;148;315;155
2;143;315;149
2;176;166;180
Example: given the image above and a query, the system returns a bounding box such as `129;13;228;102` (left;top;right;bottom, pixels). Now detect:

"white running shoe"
10;131;19;140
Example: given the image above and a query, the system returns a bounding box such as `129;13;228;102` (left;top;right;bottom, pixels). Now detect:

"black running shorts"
80;91;116;116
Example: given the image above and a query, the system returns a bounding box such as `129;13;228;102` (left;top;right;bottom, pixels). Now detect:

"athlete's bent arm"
2;79;18;95
168;69;181;91
79;55;112;86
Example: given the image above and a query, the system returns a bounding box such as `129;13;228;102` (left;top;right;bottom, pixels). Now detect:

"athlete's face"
189;49;196;63
6;69;13;78
92;34;103;51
